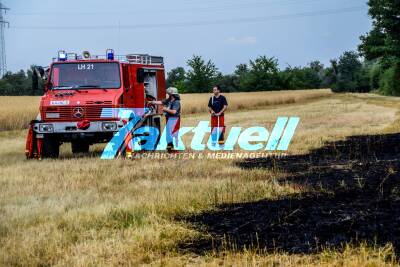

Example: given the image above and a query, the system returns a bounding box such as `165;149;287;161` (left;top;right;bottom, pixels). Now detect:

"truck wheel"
143;116;161;150
41;137;60;159
71;141;90;154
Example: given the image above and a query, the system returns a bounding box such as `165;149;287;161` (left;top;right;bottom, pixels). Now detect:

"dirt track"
180;133;400;254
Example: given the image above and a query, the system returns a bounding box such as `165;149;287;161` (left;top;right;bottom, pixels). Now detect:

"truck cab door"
122;65;145;109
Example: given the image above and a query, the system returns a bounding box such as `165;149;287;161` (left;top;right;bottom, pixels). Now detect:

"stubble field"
1;89;400;266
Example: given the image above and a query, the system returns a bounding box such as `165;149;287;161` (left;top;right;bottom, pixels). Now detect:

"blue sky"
4;0;371;73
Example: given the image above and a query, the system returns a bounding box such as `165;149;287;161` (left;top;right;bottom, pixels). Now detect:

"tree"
333;51;363;92
166;67;187;92
231;64;249;91
0;70;30;95
357;61;373;93
167;67;186;87
278;62;322;90
304;61;324;88
359;0;400;95
320;65;337;88
359;0;400;62
234;64;249;77
309;61;324;74
369;60;384;90
215;74;237;92
186;55;220;93
0;79;13;95
380;61;400;96
240;56;281;91
359;27;389;63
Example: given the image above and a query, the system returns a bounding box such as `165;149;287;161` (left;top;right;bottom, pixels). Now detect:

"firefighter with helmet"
149;87;181;152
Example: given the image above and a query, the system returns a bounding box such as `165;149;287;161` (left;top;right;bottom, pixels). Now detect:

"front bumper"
33;121;124;134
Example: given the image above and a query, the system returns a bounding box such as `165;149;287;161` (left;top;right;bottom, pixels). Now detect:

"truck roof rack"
126;54;164;65
52;53;164;65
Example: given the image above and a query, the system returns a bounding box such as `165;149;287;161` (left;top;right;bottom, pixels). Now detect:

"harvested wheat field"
1;90;400;266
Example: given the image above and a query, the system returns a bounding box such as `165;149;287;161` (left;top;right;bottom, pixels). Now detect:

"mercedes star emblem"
73;107;84;118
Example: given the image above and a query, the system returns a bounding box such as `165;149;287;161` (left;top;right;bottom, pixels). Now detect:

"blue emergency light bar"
53;49;163;64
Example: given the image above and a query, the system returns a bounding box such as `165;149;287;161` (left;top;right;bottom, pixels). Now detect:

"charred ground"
179;133;400;254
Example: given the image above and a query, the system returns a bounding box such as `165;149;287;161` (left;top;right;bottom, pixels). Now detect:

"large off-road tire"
41;137;60;159
71;141;90;154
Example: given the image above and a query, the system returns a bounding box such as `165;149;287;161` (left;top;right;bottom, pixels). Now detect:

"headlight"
39;124;54;132
102;122;117;131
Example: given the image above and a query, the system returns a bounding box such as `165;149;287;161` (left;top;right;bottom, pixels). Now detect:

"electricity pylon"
0;1;9;77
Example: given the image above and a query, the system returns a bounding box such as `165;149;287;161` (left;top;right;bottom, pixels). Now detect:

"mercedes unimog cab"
26;50;166;159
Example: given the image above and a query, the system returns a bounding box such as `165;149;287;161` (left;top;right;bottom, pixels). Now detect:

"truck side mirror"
32;66;46;94
36;66;45;78
44;82;52;92
137;68;145;83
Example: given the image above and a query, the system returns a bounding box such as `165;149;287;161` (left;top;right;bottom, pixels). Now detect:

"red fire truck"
26;49;166;159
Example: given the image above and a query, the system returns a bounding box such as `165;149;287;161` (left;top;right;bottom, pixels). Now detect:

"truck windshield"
50;62;121;89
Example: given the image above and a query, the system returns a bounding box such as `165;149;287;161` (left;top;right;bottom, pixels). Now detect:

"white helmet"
166;87;179;95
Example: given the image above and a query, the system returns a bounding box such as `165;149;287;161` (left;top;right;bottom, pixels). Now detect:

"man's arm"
216;96;228;116
149;100;163;105
216;105;227;116
163;107;177;115
208;97;215;114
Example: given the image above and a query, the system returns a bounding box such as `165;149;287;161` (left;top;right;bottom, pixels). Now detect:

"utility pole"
0;0;9;78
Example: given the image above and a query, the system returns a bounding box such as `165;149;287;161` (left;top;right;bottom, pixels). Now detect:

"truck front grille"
44;105;113;121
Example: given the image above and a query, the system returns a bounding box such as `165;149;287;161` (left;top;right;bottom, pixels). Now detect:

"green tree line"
167;54;349;93
0;66;40;96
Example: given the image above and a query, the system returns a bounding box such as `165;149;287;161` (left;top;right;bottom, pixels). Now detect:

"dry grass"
0;89;331;131
0;91;399;266
0;96;41;131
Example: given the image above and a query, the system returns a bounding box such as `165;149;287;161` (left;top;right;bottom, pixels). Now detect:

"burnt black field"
179;133;400;254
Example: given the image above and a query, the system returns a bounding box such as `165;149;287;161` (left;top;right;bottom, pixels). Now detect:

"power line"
10;6;366;30
152;0;362;14
8;0;363;16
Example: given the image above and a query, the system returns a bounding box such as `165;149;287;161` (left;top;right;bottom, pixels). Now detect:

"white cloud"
226;36;257;45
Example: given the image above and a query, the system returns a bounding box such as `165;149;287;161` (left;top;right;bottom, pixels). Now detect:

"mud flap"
25;120;42;159
25;121;36;159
